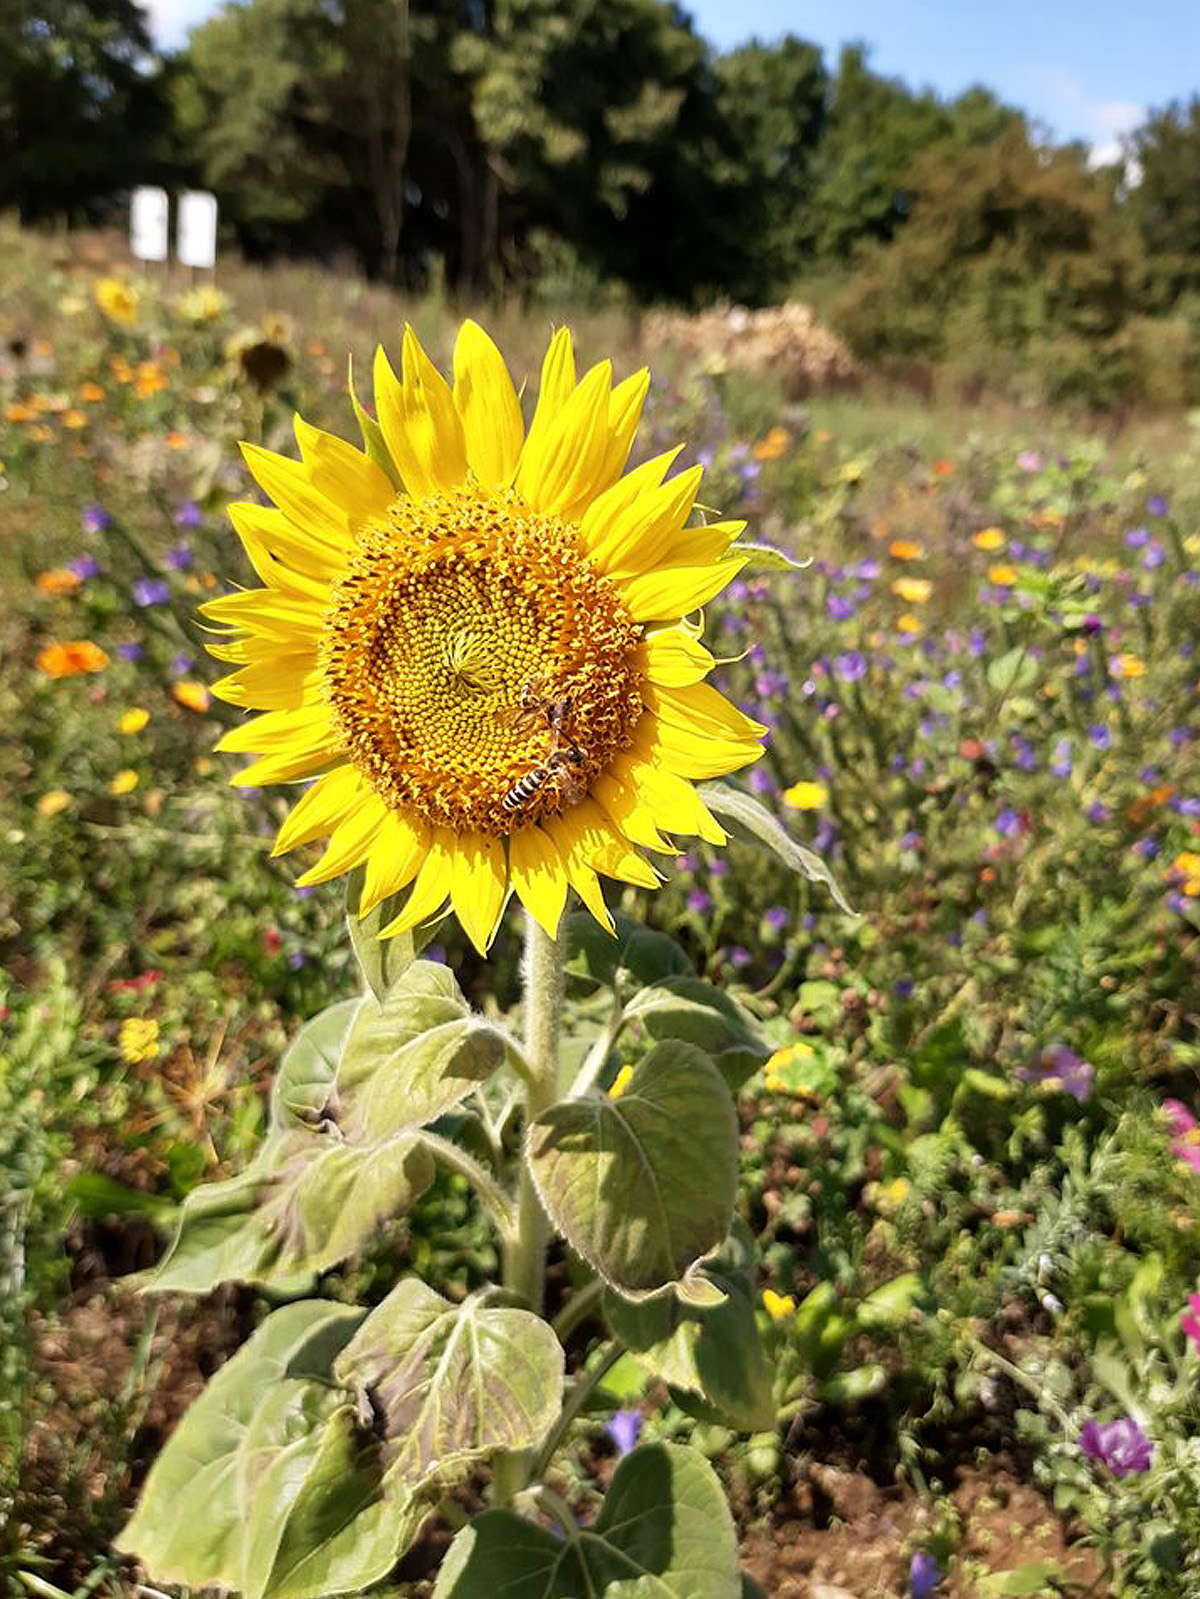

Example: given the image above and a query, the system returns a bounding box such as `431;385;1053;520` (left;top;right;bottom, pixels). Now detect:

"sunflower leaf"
565;909;692;995
432;1443;741;1599
730;539;811;573
605;1220;775;1431
623;974;769;1091
272;997;361;1129
527;1040;737;1297
346;865;417;1002
333;1280;564;1495
116;1301;410;1596
697;782;855;915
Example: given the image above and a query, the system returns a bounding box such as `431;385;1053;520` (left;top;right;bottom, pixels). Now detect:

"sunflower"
206;322;764;953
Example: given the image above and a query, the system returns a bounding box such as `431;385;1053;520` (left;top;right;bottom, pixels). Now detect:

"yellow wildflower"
173;680;212;713
762;1288;796;1323
116;707;150;734
37;789;72;819
892;577;932;604
973;527;1006;551
988;565;1019;587
109;769;140;796
95;277;139;326
609;1064;635;1099
782;780;828;811
118;1017;159;1064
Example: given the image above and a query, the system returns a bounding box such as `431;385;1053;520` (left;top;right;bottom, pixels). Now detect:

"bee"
503;679;580;754
502;749;588;813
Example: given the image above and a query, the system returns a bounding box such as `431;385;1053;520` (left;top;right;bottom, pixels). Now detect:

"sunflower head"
206;321;765;954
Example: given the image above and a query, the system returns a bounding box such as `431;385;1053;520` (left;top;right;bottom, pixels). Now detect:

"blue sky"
144;0;1200;159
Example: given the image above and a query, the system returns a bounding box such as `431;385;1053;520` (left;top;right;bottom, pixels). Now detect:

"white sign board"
177;190;218;270
130;186;169;262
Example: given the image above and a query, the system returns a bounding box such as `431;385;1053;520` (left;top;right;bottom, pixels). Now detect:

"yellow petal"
594;368;650;494
234;524;331;602
639;713;762;780
591;769;677;852
373;335;467;501
273;766;366;854
517;358;613;518
228;502;344;581
652;517;745;570
647;681;768;740
587;463;703;575
230;745;342;786
509;825;569;939
518;328;576;477
296;792;389;886
453;320;524;488
201;588;326;641
240;443;355;547
450;832;509;955
644;628;715;687
212;656;321;711
217;702;334;755
615;753;727;845
578;447;684;559
293;415;395;522
616;555;748;623
380;829;454;937
359;811;430;915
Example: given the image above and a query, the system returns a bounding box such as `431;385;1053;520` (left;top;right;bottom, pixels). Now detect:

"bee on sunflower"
206;322;765;953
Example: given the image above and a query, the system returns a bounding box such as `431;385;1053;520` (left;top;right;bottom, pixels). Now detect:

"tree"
0;0;169;220
1126;98;1200;311
712;35;828;298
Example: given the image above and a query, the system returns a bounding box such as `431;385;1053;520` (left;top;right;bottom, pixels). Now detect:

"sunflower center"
321;486;645;834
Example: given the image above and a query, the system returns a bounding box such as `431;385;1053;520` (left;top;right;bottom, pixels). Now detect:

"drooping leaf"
624;974;769;1091
528;1041;738;1297
730;539;810;573
272;998;361;1129
116;1301;364;1589
434;1443;741;1599
566;910;692;995
605;1221;775;1430
333;1279;564;1494
696;783;854;915
148;1128;434;1293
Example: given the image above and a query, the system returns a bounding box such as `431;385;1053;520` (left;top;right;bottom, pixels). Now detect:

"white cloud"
1026;65;1143;167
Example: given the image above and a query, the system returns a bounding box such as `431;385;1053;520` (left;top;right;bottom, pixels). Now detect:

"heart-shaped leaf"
334;1279;564;1493
605;1221;775;1430
116;1301;364;1589
528;1041;738;1297
624;975;769;1091
433;1442;741;1599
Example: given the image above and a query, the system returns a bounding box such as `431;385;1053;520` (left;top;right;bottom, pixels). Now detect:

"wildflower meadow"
3;218;1200;1599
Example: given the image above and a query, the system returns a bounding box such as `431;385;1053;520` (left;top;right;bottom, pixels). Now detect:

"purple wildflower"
70;554;101;580
1147;494;1168;517
994;806;1022;837
81;503;111;533
1050;738;1072;777
172;652;195;675
165;542;194;571
894;977;915;1000
1088;724;1112;751
1017;450;1041;472
1016;1045;1094;1102
133;578;170;607
910;1551;942;1598
1124;527;1149;550
117;641;144;661
764;906;789;933
833;650;867;683
287;950;308;970
605;1410;643;1457
827;595;856;621
173;501;204;529
1079;1418;1153;1477
687;890;712;914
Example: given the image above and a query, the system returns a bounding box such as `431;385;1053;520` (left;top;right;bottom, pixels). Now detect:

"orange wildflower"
79;381;106;403
752;426;790;462
5;403;36;425
988;565;1019;587
173;680;211;713
37;640;109;676
932;458;954;477
888;539;925;560
134;362;166;398
36;569;81;595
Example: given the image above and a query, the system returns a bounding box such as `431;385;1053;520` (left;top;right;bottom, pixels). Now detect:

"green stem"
420;1132;518;1241
529;1341;626;1483
502;913;564;1314
493;913;565;1508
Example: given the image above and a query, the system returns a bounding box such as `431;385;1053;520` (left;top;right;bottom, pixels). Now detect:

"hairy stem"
493;913;565;1508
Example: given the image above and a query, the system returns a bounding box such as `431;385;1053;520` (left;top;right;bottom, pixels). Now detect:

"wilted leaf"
730;539;810;573
697;783;854;914
116;1302;364;1590
333;1279;563;1493
433;1443;741;1599
528;1040;738;1297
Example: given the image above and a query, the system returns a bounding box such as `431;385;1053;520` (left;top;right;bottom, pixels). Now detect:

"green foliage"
434;1443;742;1599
